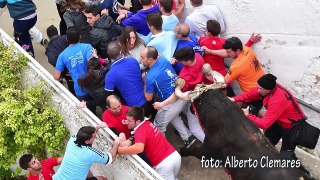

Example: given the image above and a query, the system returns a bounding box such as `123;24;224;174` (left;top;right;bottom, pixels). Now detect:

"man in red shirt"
155;47;207;143
19;154;62;180
174;47;212;92
118;106;181;180
199;20;262;96
102;95;131;138
103;95;152;166
228;74;314;178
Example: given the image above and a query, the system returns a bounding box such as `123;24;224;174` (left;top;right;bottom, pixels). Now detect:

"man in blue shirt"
116;0;160;36
54;27;93;100
104;42;157;119
160;0;179;31
141;46;202;147
146;13;178;63
53;123;119;180
173;22;203;74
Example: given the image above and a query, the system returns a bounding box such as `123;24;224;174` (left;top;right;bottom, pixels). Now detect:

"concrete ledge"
296;148;320;179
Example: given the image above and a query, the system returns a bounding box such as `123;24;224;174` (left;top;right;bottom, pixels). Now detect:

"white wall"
183;0;320;156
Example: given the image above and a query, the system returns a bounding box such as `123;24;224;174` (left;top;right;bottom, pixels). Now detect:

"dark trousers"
64;74;75;96
265;122;312;175
264;122;297;160
226;85;235;97
138;152;152;167
13;16;37;57
245;100;263;116
76;95;96;113
56;3;67;35
140;100;157;122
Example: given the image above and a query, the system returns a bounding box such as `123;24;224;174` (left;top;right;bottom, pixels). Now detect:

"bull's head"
174;77;226;138
175;63;226;102
174;78;225;102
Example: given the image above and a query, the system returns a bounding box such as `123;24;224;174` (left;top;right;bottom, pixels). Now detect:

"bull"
174;78;306;180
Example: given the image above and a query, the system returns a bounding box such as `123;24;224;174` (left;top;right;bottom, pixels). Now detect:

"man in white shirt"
185;0;226;39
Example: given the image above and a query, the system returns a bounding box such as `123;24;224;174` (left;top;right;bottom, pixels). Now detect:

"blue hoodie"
0;0;36;20
120;5;160;36
99;0;119;22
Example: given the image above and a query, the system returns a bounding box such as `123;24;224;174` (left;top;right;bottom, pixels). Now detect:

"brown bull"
175;81;306;180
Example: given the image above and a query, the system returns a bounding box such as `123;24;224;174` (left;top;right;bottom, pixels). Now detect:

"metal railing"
298;99;320;113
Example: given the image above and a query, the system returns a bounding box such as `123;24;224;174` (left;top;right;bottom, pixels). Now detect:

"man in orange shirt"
223;37;264;93
199;20;261;97
223;37;264;113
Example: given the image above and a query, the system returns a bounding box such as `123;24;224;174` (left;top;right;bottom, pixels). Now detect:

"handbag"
289;119;320;149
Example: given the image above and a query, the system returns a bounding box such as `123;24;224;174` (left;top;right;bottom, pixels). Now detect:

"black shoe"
184;135;197;149
40;38;48;48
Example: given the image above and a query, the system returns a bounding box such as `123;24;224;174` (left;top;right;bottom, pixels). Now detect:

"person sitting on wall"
19;154;63;180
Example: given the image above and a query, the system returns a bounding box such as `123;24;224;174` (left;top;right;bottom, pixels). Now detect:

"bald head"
140;46;158;68
107;41;122;60
106;95;122;115
175;23;190;39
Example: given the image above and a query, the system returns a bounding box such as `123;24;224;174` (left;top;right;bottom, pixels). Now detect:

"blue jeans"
13;16;37;57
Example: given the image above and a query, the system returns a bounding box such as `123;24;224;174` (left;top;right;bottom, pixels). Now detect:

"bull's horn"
202;63;212;76
175;78;199;101
175;87;199;101
202;63;225;83
175;78;186;89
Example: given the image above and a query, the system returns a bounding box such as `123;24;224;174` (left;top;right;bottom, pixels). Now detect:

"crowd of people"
1;0;314;179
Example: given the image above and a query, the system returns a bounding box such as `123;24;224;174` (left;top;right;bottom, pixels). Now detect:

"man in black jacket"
84;5;122;59
45;25;75;95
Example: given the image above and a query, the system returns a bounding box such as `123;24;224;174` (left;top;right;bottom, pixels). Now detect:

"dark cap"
257;74;277;90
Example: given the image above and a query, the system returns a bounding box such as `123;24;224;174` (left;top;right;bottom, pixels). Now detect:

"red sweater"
234;83;305;130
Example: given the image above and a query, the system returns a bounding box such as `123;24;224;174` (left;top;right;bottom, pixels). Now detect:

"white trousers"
154;99;192;141
183;101;205;142
155;151;181;180
29;26;43;43
154;99;205;142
